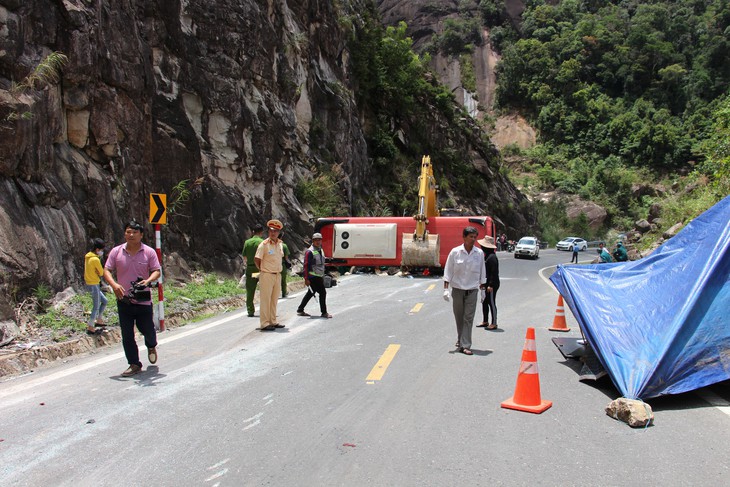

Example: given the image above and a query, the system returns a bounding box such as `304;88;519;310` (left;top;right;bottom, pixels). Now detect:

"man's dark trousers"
245;268;258;316
297;276;327;314
118;300;157;367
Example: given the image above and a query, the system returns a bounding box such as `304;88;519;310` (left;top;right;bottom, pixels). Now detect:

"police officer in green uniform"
242;223;265;316
281;239;291;297
296;233;332;318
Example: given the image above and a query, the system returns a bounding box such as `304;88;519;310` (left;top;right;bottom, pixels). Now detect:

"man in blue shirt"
571;242;580;263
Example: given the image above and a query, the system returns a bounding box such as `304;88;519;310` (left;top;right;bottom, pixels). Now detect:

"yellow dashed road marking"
366;344;401;382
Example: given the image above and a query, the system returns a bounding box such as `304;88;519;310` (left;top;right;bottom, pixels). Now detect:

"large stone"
648;203;662;222
163;251;193;284
606;398;654;428
566;199;608;230
491;114;536;150
0;320;19;345
66;109;89;147
635;219;651;233
51;286;77;310
663;222;684;239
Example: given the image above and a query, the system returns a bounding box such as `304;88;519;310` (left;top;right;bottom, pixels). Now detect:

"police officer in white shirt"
443;226;486;355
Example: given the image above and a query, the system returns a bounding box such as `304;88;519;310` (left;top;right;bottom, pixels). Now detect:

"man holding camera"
104;220;161;376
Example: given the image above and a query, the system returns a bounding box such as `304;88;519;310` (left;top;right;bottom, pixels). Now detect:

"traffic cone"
549;295;570;332
501;327;552;414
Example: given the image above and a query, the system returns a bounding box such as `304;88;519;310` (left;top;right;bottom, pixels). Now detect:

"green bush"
431;18;483;57
295;173;348;218
460;54;477;93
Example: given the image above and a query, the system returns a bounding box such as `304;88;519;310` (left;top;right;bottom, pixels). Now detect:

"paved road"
1;249;729;486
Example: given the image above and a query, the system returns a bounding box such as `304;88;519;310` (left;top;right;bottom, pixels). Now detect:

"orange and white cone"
501;327;552;414
549;295;570;332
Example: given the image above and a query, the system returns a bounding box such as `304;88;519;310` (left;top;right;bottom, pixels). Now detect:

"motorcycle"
505;240;515;252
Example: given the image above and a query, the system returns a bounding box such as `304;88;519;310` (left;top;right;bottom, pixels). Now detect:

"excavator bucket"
401;233;440;267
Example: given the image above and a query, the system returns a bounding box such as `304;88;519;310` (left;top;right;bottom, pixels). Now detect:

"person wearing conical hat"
254;219;285;330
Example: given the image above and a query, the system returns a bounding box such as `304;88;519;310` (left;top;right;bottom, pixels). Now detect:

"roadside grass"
32;273;303;338
165;274;244;303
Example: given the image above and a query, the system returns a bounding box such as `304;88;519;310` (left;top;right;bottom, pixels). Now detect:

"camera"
121;277;152;303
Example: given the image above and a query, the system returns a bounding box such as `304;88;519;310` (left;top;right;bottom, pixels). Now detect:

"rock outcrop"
0;0;532;319
566;199;608;230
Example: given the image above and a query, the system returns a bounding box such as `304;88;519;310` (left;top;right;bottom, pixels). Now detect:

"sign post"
149;193;167;331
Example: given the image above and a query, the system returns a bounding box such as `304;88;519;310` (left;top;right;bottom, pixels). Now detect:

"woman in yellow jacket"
84;238;108;334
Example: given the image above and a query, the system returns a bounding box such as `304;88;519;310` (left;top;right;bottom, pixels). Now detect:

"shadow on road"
109;365;167;387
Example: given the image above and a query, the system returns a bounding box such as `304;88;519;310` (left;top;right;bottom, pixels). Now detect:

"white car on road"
556;237;588;251
514;236;540;259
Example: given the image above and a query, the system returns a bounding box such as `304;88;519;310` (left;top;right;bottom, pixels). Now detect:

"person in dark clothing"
477;236;500;330
571;242;580;263
242;223;265;317
612;241;628;262
296;232;332;318
281;237;291;297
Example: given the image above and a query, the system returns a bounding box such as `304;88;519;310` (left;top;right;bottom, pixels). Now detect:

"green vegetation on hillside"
346;6;501;218
419;0;729;240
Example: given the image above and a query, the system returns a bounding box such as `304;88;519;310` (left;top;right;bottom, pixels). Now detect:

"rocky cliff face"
0;0;532;319
0;0;369;316
377;0;533;147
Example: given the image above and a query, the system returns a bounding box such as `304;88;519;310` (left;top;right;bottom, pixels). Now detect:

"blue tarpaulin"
550;195;730;400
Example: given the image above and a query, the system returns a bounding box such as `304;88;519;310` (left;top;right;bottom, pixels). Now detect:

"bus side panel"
318;218;414;267
333;223;398;259
429;217;494;267
316;216;493;268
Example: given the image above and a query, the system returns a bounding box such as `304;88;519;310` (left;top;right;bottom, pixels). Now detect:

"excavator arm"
402;155;441;267
413;155;440;241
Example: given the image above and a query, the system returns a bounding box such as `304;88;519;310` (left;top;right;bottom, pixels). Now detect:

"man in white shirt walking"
443;226;486;355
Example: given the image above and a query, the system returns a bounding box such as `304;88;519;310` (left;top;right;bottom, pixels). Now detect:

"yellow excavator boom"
402;155;441;267
414;155;440;240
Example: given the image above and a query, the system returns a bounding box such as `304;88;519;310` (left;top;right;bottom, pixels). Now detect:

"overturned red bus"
314;216;497;269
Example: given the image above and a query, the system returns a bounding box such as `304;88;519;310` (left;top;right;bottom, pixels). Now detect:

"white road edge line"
539;264;560;293
696;390;730;416
0;310;247;399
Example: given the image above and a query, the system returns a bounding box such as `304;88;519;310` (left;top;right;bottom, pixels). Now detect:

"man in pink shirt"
104;220;161;376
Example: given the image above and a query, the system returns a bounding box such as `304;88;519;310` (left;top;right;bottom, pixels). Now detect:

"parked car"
514;236;540;259
556;237;588;251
